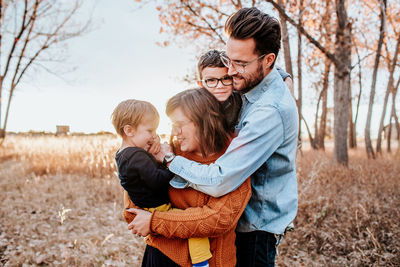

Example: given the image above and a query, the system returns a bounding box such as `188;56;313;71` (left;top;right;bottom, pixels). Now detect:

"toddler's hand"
154;143;172;162
148;135;161;155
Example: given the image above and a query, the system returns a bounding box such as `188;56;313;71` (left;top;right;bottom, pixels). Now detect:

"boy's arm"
169;106;285;197
276;66;294;96
276;66;291;81
128;151;174;190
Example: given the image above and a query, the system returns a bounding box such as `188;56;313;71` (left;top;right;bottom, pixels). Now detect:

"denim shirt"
169;67;299;234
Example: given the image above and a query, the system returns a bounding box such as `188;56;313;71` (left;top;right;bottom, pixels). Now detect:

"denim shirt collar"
243;67;279;104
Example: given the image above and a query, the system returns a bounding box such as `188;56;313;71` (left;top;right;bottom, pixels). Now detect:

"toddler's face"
200;67;233;102
128;116;158;151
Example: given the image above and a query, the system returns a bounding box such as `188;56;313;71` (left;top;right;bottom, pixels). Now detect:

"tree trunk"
376;83;392;154
317;61;331;150
365;0;386;159
376;27;399;154
387;114;392;152
296;0;304;146
333;0;351;165
313;90;322;149
353;45;363;148
348;98;356;148
277;0;294;79
301;114;314;146
0;77;3;138
392;76;400;140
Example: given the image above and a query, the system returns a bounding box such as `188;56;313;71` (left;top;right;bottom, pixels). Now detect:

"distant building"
56;125;70;136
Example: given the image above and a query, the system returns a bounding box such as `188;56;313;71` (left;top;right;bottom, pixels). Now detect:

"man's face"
226;38;266;92
200;67;233;102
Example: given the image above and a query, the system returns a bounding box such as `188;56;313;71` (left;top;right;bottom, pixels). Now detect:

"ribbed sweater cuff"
150;210;157;234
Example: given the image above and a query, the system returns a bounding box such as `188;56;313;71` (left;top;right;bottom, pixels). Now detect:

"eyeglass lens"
205;77;233;87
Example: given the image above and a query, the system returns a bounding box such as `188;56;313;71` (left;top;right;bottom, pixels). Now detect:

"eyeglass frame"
200;76;233;88
170;120;192;134
220;53;266;74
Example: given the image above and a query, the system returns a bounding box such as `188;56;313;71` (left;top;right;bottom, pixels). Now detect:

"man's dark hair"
197;50;227;79
225;7;281;68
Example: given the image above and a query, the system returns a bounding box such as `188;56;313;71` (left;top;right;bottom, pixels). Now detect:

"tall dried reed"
3;135;119;178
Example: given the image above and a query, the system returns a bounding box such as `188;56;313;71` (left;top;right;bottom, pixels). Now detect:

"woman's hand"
126;208;152;237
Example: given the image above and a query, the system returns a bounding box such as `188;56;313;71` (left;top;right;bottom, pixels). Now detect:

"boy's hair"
225;7;281;68
166;88;230;157
197;50;227;79
111;99;159;137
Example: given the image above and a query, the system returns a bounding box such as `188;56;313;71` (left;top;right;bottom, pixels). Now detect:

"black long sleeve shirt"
115;147;174;208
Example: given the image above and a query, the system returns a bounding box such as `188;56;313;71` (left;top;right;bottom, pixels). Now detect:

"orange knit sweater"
124;146;251;267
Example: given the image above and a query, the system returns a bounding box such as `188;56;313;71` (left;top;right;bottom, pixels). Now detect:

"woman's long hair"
166;88;230;157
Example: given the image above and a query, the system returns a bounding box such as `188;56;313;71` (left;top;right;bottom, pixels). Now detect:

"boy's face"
199;67;233;102
124;115;158;151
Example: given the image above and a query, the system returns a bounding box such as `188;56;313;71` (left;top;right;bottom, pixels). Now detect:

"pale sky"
6;0;389;137
8;0;197;134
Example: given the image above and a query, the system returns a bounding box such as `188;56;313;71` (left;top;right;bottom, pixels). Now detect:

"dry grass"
278;147;400;266
0;135;399;266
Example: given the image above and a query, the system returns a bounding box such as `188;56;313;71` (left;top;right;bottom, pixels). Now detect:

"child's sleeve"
276;66;291;80
128;151;174;190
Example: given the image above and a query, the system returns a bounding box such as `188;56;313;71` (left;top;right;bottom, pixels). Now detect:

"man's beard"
233;62;264;93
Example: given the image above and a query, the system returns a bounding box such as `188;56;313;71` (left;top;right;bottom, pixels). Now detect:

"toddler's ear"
197;80;203;87
123;125;135;136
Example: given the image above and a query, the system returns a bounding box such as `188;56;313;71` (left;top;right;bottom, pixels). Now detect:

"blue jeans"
235;231;277;267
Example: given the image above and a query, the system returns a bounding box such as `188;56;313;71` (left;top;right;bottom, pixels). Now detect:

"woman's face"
169;107;201;154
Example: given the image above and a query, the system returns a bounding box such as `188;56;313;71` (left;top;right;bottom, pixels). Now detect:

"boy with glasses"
197;49;292;131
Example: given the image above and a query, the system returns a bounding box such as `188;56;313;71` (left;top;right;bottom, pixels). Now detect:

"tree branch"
265;0;338;66
2;0;31;79
181;1;226;45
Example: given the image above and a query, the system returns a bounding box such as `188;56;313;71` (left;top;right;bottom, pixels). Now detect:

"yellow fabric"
145;203;212;264
188;237;212;264
144;203;172;213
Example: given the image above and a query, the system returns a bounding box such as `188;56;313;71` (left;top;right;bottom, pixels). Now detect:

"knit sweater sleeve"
150;178;251;239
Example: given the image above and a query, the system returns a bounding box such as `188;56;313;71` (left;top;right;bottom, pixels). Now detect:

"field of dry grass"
0;135;399;266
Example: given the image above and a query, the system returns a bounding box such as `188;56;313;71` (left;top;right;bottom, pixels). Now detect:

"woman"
125;88;251;267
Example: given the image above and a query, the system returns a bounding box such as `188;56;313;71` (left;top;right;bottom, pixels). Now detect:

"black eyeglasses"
201;76;233;88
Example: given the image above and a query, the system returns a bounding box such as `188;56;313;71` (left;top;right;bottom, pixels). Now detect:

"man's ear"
196;80;203;87
123;125;135;136
263;53;276;70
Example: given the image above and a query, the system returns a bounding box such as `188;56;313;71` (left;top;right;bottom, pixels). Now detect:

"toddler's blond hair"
112;99;159;137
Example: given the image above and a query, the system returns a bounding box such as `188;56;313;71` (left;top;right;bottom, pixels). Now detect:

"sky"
7;0;197;134
5;0;389;137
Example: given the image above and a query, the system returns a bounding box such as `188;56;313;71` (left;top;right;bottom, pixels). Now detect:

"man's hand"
154;143;172;162
126;208;152;237
148;135;161;155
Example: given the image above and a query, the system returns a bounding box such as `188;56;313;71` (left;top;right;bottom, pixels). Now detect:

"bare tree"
316;61;331;150
296;0;303;146
0;0;90;138
266;0;352;165
277;0;293;78
376;27;399;153
364;0;386;159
